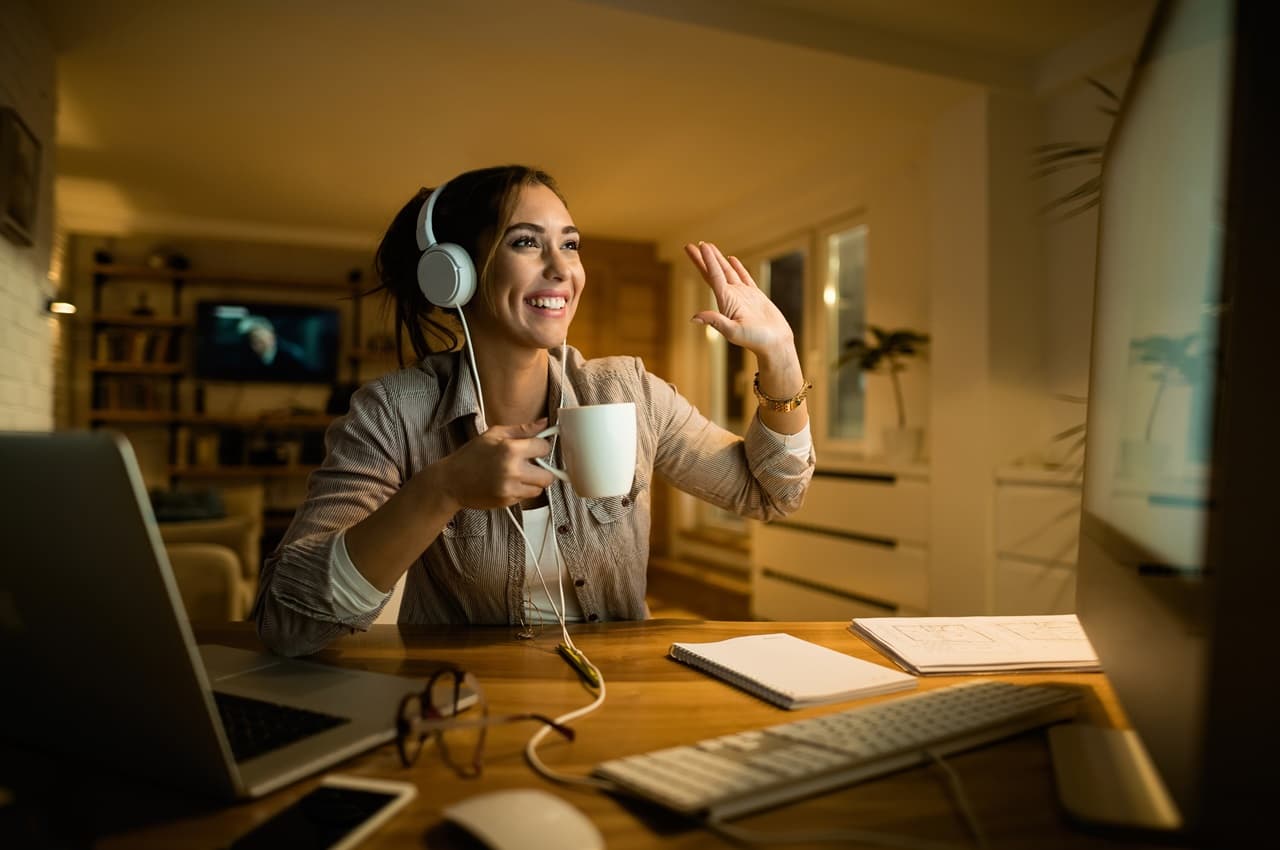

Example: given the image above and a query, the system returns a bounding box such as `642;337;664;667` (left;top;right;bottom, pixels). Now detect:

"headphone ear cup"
417;243;476;308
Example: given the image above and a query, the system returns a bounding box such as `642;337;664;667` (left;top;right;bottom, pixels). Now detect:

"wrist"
754;351;805;396
410;460;462;520
754;341;800;375
753;371;812;413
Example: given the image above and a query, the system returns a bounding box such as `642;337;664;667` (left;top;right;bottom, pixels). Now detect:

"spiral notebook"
669;633;917;709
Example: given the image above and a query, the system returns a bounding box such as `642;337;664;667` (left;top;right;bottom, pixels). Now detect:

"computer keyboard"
593;680;1080;820
213;691;351;762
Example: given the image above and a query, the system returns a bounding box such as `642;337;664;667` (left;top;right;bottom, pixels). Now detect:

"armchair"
157;483;264;619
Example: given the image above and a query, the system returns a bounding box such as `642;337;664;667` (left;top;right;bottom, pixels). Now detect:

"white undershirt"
519;505;583;625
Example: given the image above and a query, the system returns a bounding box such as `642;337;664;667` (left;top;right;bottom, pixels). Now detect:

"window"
822;224;869;443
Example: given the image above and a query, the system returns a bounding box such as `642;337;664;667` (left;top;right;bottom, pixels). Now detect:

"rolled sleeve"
638;359;814;522
252;380;405;655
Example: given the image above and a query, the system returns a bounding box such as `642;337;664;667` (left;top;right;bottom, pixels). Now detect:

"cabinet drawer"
754;524;928;611
993;557;1076;615
752;573;904;621
784;474;930;544
995;484;1081;566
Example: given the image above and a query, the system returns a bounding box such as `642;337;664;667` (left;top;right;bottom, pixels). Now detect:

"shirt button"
587;613;599;622
556;524;569;535
574;578;585;588
620;496;631;507
446;520;455;530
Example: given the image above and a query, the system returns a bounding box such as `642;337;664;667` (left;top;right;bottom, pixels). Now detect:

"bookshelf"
84;262;368;485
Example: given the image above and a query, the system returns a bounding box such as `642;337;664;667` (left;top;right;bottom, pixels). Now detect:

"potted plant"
837;325;931;462
1033;77;1119;219
1119;331;1209;479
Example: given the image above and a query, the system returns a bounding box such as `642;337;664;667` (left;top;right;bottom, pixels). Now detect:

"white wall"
0;1;57;430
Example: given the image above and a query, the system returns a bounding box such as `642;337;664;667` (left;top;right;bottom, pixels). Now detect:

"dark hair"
372;165;566;364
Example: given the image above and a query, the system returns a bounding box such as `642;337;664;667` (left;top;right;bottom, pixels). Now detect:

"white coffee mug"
535;402;637;498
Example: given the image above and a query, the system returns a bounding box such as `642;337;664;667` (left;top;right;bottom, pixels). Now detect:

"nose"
543;248;570;281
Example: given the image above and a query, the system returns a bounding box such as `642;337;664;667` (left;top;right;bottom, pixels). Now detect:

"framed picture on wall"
0;107;41;247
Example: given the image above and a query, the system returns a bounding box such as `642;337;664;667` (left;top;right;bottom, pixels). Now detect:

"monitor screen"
194;301;340;383
1072;0;1273;841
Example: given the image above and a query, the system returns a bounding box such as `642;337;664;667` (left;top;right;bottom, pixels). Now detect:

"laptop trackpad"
200;644;362;699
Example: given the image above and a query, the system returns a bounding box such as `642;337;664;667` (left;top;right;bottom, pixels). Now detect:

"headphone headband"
415;182;445;251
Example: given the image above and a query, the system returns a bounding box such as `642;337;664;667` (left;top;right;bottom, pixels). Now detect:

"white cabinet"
992;470;1081;614
751;466;930;620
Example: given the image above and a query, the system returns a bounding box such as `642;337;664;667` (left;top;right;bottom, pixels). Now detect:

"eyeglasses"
395;666;574;777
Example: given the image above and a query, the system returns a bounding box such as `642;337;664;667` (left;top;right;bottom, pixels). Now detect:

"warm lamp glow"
47;300;77;315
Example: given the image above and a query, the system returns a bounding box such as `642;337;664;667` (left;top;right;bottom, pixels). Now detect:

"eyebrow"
504;222;580;236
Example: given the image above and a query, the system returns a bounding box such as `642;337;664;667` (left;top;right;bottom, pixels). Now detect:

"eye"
562;238;580;252
510;235;539;249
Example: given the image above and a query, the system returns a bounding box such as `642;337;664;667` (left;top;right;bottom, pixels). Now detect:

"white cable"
455;307;486;425
455;314;606;782
925;749;990;850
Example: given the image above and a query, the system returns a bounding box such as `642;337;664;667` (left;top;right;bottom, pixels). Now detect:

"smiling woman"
251;164;815;657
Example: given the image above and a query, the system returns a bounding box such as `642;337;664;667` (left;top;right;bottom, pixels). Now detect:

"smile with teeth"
525;296;567;310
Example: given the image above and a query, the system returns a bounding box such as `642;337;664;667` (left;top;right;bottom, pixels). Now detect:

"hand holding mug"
440;420;555;510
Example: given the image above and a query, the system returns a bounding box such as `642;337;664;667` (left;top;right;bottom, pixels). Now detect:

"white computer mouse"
441;788;605;850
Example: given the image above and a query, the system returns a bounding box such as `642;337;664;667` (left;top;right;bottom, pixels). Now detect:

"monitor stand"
1048;724;1183;833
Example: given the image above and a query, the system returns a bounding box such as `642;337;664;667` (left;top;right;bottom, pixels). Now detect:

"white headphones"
415;181;477;308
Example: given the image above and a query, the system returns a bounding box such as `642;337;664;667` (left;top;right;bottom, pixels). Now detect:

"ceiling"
38;0;1148;249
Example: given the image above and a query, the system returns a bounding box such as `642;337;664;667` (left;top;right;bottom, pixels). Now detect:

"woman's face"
471;182;584;352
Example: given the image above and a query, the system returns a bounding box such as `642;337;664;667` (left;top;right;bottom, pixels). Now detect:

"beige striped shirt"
252;346;814;656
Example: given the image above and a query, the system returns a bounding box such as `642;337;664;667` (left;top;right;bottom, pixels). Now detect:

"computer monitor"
1056;0;1276;843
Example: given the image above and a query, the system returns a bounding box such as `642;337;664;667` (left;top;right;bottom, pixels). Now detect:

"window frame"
812;212;874;462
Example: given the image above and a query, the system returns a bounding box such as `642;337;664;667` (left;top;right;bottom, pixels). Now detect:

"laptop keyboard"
213;691;351;762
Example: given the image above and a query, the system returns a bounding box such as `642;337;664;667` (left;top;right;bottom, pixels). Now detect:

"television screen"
194;301;340;383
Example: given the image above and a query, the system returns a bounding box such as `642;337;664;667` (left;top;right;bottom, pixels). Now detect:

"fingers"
692;310;734;338
686;241;758;290
683;242;708;275
727;255;759;289
700;242;732;287
685;241;731;286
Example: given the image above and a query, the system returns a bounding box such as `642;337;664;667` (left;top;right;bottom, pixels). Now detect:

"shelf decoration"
0;106;42;247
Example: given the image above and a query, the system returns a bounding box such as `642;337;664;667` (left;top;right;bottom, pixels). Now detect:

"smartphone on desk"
227;774;417;850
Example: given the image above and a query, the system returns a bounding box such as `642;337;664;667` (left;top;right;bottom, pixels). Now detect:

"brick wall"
0;1;56;430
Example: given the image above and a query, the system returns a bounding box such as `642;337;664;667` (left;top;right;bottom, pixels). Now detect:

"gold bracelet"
752;371;812;413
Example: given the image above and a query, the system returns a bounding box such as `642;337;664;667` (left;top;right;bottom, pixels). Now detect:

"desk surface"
14;620;1182;849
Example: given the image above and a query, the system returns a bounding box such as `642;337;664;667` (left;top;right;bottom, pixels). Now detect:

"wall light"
46;298;77;316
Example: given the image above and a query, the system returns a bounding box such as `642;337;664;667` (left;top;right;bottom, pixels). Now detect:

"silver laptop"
0;430;432;800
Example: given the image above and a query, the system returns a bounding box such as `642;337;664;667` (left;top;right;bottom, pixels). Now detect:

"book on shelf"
849;614;1101;675
668;632;917;710
92;376;169;411
94;328;176;364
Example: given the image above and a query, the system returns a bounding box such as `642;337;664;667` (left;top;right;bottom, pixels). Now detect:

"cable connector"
557;643;600;688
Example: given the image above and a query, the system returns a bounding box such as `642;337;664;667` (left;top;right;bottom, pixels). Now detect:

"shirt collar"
427;351;484;433
427;346;580;433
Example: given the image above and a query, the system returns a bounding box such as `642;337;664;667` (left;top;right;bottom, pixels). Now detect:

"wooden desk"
11;620;1182;849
